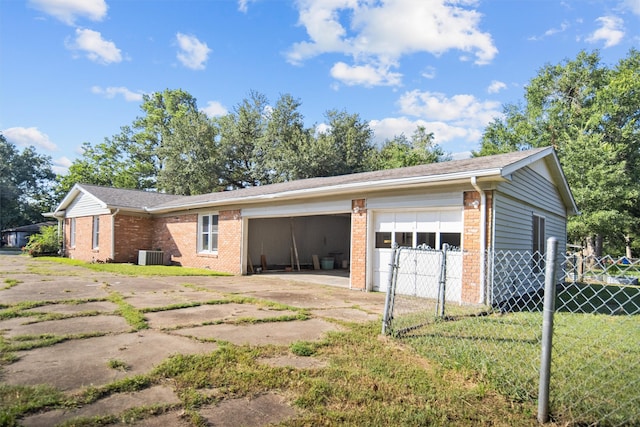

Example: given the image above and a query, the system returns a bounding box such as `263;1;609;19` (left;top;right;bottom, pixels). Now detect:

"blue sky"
1;0;638;174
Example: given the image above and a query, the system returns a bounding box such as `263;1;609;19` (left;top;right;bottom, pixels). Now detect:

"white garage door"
373;209;463;292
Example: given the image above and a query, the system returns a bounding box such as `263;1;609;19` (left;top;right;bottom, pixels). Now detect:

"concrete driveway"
0;254;386;426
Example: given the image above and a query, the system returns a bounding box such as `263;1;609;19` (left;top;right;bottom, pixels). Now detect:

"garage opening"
247;215;351;276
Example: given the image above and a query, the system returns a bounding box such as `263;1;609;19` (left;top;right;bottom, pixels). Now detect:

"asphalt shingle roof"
76;184;184;210
150;147;550;211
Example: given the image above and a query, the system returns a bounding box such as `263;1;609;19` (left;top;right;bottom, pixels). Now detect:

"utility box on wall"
138;250;164;266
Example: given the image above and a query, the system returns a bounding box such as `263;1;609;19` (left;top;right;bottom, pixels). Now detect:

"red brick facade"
350;199;367;290
461;190;493;304
63;195;492;295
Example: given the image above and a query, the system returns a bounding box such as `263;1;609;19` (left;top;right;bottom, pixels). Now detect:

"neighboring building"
1;222;57;248
48;147;578;304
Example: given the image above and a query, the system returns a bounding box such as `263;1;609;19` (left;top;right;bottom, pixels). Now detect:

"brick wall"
113;215;154;263
151;210;242;274
65;214;113;263
461;190;493;304
350;199;367;290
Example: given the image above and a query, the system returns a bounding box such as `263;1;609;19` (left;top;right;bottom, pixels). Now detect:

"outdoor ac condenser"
138;250;164;266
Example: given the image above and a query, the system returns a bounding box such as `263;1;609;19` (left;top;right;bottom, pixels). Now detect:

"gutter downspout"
110;209;120;261
470;177;486;304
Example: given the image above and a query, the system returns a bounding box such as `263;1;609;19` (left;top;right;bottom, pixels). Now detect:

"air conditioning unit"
138;250;164;266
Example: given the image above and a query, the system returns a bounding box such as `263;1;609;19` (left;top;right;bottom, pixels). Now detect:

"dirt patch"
258;355;328;369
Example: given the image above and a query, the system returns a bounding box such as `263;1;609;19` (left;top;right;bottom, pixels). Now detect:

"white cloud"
330;62;402;87
622;0;640;16
370;117;479;146
287;0;497;87
91;86;144;102
365;90;502;153
237;0;257;13
586;16;625;48
53;156;72;175
176;33;211;70
28;0;107;25
528;21;570;41
487;80;507;94
67;28;122;64
398;90;501;128
2;127;58;151
202;101;228;117
421;66;436;79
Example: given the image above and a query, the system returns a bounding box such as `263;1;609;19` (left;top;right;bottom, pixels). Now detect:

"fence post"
437;243;449;318
382;245;399;335
538;237;558;423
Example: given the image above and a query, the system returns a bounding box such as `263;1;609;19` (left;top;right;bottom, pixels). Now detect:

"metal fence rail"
382;244;640;426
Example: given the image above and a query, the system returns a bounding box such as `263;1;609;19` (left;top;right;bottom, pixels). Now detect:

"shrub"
24;226;60;257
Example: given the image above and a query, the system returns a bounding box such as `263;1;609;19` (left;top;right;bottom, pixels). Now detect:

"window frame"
198;212;219;254
92;216;100;250
532;214;546;272
70;218;76;248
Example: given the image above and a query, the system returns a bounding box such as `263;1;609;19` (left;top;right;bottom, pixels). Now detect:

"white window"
198;213;219;253
70;218;76;248
92;216;100;249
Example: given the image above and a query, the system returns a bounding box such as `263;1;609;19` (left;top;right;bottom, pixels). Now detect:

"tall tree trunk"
624;235;633;259
595;234;603;257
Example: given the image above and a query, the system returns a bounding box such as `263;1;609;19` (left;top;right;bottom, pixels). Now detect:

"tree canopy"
476;49;640;256
0;133;56;230
57;89;449;198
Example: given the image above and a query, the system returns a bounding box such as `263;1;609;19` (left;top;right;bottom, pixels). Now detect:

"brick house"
49;147;577;304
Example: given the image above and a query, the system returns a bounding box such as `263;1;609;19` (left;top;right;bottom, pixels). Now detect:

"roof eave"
147;169;506;214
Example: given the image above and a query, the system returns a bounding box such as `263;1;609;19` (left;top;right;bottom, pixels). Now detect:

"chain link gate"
382;239;640;425
382;244;472;336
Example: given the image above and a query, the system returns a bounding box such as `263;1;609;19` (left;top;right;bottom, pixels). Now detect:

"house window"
417;232;436;248
198;213;219;253
532;214;545;271
440;232;461;250
92;216;100;249
375;232;392;248
394;232;413;247
70;218;76;248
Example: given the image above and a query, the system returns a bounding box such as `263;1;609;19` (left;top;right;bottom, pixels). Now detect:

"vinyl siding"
493;166;568;253
66;192;111;218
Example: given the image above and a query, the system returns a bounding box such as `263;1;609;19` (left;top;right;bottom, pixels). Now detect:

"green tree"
257;93;313;182
476;50;640;256
374;126;450;169
0;134;56;230
131;89;199;188
157;110;222;195
216;90;269;188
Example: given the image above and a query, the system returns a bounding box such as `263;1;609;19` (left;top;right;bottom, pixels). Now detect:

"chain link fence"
382;243;640;426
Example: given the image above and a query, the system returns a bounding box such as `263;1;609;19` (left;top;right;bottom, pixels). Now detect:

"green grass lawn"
32;256;230;276
393;288;640;426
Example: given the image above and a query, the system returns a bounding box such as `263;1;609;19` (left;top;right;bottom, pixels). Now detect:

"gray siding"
493;166;568;253
66;192;111;218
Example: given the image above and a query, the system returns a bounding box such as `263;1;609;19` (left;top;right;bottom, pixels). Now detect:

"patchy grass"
106;291;148;330
0;384;66;427
1;279;22;290
0;321;540;426
32;257;230;277
107;359;129;371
